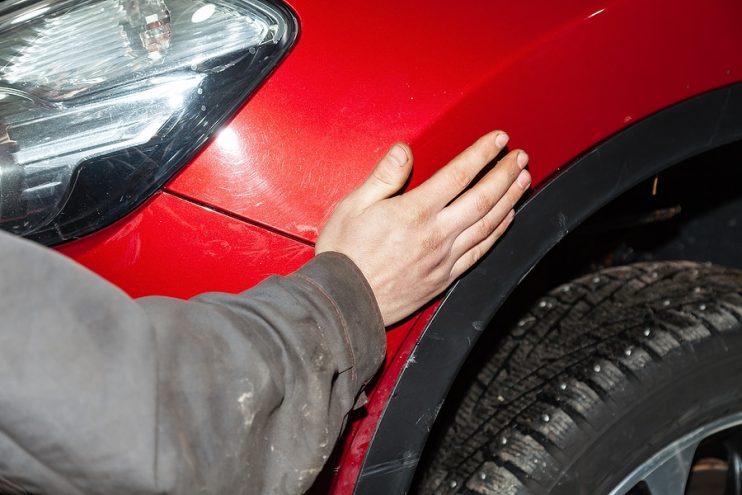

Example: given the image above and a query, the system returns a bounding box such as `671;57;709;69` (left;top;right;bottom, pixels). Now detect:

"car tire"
417;261;742;495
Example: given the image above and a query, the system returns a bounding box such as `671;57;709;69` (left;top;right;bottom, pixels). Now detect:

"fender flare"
354;83;742;494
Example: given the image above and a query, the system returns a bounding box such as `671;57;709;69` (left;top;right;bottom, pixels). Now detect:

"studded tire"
416;261;742;494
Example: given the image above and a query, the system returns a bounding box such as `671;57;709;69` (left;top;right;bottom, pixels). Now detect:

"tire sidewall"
555;329;742;494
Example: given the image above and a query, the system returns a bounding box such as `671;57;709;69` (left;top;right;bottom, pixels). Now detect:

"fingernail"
495;132;509;148
517;169;531;187
507;209;515;221
516;151;529;169
387;144;408;166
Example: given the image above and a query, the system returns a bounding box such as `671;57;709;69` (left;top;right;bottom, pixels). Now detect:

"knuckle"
335;197;354;214
429;264;451;287
406;205;430;227
422;228;445;254
469;246;484;264
501;211;514;229
473;193;492;215
477;218;495;239
450;165;473;190
372;168;396;189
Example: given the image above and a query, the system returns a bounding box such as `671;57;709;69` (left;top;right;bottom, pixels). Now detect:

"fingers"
449;208;516;280
317;129;527;325
407;130;510;210
440;149;529;231
345;143;413;210
448;167;529;258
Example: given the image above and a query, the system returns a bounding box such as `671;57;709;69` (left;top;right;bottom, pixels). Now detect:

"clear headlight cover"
0;0;296;244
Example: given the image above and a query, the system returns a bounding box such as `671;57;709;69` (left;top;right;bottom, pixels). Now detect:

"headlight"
0;0;297;244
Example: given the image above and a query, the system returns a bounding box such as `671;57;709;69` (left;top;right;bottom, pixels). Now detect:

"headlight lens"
0;0;296;244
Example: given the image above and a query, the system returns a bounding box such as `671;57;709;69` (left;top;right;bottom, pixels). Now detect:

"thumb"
351;143;413;208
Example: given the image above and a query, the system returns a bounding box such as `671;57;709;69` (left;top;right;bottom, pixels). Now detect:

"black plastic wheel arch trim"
353;82;742;494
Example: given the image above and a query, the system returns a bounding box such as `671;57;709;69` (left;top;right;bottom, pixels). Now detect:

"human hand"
315;131;530;326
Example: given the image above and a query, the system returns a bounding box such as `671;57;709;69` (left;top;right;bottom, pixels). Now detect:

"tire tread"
416;261;742;494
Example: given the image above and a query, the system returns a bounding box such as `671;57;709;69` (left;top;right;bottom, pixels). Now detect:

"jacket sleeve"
0;231;385;495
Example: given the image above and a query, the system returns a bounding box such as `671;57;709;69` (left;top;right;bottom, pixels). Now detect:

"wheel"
416;261;742;495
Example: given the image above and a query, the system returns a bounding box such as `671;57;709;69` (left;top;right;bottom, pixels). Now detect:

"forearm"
141;252;385;494
0;231;384;494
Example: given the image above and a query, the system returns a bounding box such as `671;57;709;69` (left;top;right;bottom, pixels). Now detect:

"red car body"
56;0;742;492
